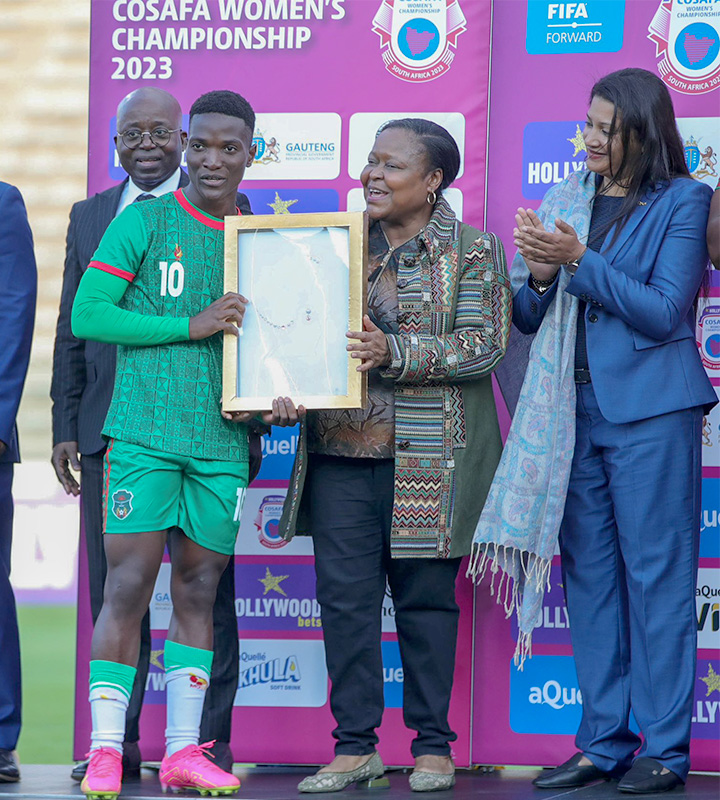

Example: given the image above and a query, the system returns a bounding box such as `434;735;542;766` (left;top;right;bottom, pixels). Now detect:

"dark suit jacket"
0;183;37;464
51;175;252;455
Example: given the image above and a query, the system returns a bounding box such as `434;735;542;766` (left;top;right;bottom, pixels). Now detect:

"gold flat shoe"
298;752;385;793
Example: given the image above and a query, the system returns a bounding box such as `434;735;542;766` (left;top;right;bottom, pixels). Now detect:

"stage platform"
0;765;718;800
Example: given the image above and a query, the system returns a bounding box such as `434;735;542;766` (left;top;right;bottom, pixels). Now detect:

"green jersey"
88;189;248;462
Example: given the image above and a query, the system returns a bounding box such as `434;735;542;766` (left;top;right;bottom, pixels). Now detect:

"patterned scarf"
468;169;596;666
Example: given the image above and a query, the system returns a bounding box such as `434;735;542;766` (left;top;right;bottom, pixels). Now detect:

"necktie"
134;193;156;203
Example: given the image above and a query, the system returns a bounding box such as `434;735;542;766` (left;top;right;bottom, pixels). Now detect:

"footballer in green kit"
72;91;301;798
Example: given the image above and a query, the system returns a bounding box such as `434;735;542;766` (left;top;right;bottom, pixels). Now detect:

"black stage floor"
0;766;717;800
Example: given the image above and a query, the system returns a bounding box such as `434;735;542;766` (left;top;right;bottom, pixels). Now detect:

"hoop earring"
427;190;437;205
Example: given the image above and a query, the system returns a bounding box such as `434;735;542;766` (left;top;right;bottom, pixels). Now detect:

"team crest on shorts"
111;489;134;520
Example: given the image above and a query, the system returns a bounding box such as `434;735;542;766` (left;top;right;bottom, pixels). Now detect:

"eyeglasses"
117;128;181;149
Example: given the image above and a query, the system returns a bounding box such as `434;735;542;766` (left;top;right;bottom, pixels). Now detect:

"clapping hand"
347;315;390;372
222;396;306;427
514;208;586;275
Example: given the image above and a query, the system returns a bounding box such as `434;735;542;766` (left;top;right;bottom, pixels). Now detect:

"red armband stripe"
89;261;136;282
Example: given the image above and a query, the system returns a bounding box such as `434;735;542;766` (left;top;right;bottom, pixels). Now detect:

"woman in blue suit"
512;69;715;794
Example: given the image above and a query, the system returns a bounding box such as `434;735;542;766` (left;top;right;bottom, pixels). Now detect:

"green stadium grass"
16;605;76;765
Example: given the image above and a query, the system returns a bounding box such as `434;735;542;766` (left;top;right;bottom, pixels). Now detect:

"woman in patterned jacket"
277;119;512;792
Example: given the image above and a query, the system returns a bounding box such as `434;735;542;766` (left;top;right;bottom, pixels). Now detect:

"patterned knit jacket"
279;199;513;558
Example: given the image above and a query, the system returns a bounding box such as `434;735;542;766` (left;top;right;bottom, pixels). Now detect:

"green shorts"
103;438;249;555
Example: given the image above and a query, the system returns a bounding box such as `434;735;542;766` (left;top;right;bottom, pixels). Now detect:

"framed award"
223;211;368;412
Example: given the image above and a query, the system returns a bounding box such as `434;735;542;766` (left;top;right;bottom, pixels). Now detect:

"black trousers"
308;455;461;757
82;452;238;746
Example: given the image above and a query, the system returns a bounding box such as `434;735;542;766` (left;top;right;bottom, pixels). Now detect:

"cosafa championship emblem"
648;0;720;95
111;489;134;520
372;0;467;83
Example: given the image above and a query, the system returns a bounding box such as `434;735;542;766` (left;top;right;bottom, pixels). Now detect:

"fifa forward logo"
372;0;467;83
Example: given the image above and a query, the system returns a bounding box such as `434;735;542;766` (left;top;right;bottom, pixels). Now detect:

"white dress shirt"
115;168;183;217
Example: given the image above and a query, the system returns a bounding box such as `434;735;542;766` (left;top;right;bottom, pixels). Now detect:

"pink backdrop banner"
75;0;493;766
473;0;720;771
76;0;719;772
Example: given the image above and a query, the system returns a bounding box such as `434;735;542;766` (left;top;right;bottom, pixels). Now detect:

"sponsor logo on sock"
111;489;134;520
189;674;208;689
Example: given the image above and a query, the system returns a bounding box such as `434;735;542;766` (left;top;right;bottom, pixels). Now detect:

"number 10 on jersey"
158;261;185;297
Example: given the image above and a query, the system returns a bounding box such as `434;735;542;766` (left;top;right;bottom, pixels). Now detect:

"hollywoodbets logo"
510;563;571;645
234;563;322;630
522;121;587;200
692;660;720;738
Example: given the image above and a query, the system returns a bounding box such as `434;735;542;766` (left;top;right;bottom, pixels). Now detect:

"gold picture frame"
223;211;368;412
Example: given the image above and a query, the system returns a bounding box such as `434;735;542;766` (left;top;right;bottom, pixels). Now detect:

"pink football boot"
159;741;240;796
80;747;122;800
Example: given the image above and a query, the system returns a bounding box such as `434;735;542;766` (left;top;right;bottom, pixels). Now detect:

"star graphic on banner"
268;191;299;215
150;649;165;670
700;663;720;696
259;566;289;596
567;124;587;157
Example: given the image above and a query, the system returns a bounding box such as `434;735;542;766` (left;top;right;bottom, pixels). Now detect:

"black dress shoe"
70;742;142;783
0;749;20;782
70;759;88;782
122;741;142;781
203;741;234;773
533;752;610;789
617;758;682;794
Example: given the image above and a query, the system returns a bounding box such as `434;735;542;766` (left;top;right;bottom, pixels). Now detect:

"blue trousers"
561;383;702;781
0;463;21;751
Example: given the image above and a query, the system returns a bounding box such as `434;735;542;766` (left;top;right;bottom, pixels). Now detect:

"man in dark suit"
0;182;37;783
51;87;250;780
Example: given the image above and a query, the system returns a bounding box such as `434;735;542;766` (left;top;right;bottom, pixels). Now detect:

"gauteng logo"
372;0;467;83
252;132;281;165
111;489;134;520
648;0;720;95
685;135;718;181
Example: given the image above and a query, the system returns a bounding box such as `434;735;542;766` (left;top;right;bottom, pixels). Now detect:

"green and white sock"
88;660;137;754
164;640;213;756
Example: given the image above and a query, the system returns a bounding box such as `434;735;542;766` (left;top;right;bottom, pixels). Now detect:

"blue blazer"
513;176;716;424
0;183;37;463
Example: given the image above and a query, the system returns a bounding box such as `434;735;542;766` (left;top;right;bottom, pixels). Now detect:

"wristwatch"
563;249;587;275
